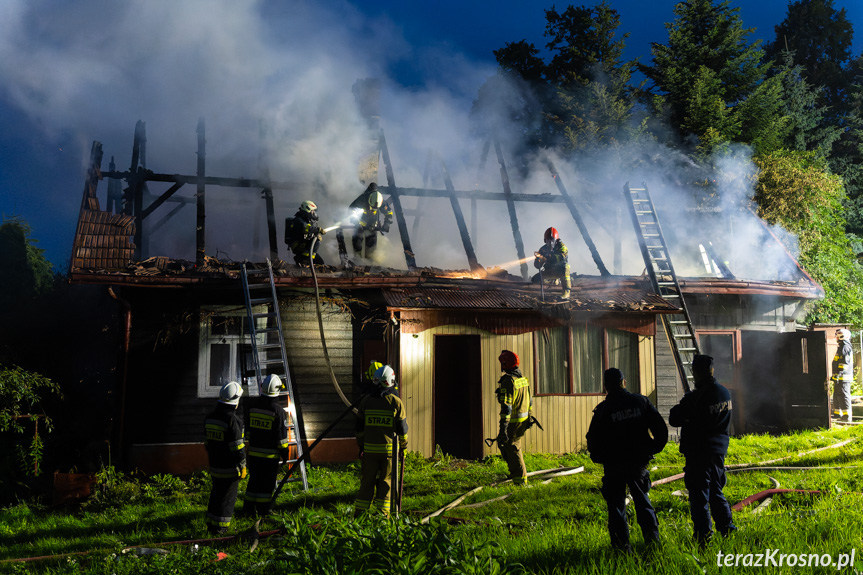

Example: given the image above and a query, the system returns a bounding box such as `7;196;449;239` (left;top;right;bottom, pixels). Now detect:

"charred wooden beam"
544;159;610;276
386;187;563;203
263;187;278;262
196;118;206;267
150;202;186;235
438;154;481;271
494;139;528;280
141;181;185;219
379;129;417;270
129;122;148;259
100;171;302;191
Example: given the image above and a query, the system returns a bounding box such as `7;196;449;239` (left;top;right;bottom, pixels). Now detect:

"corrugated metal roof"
382;288;533;310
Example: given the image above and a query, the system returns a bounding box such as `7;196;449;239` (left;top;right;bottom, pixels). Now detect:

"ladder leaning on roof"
623;182;699;393
240;259;309;491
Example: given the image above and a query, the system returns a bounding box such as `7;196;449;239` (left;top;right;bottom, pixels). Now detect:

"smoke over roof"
0;0;807;283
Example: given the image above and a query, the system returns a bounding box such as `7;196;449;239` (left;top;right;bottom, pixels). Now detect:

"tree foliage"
754;151;863;325
0;217;54;309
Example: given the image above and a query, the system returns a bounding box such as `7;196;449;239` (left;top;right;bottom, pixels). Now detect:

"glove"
496;421;509;446
240;466;247;480
399;439;408;451
316;233;323;242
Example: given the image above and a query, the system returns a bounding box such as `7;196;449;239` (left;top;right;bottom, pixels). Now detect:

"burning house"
67;84;828;475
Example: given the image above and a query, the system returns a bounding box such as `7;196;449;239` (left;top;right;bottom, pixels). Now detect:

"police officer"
349;183;393;259
832;328;854;423
285;200;326;266
496;350;532;485
669;354;737;545
532;227;571;301
242;374;290;516
354;365;408;517
204;381;246;534
586;368;668;551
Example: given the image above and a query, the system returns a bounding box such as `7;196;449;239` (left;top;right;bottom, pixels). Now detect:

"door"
433;335;483;459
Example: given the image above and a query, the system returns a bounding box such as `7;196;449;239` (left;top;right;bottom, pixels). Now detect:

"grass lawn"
2;425;863;573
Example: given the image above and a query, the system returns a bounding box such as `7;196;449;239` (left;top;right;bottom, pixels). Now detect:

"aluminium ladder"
240;259;308;490
623;183;699;393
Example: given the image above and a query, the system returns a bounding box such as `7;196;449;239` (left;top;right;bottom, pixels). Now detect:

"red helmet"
499;350;519;370
544;227;559;243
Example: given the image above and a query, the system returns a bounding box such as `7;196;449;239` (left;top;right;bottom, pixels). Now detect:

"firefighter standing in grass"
586;368;668;552
204;381;246;535
832;328;854;423
669;354;737;546
285;200;326;266
349;183;393;259
354;365;408;517
496;350;532;485
242;374;290;516
532;227;571;301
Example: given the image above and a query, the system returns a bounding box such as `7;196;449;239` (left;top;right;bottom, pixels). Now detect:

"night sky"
1;0;861;271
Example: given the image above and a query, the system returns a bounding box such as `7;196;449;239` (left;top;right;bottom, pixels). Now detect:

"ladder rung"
258;343;282;350
657;281;675;286
668;320;689;325
629;187;646;192
259;326;281;333
246;283;272;289
249;297;273;305
260;358;286;365
678;347;697;352
253;312;278;319
635;211;654;216
672;334;694;339
650;257;668;262
643;233;660;237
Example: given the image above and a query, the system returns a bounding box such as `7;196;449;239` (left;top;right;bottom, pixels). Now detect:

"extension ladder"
240;259;308;490
624;183;699;393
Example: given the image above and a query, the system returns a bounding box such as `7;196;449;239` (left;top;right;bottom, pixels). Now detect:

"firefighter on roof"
532;227;571;301
285;200;326;266
587;368;668;552
495;350;532;485
832;328;854;423
354;365;408;517
349;182;393;259
242;374;291;516
203;381;246;535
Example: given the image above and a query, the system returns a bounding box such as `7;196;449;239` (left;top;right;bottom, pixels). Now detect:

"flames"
435;255;537;280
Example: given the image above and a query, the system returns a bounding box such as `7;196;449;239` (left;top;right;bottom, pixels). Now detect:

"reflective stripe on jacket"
497;369;532;423
204;403;246;478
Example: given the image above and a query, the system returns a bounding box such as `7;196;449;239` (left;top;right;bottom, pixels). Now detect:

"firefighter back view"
532;227;571;301
284;200;326;266
495;350;532;485
242;374;291;516
354;365;408;517
203;381;246;535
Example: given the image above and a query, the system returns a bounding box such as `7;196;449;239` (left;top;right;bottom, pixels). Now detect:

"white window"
198;306;266;399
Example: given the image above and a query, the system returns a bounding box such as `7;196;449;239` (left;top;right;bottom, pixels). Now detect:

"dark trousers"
244;457;279;515
352;228;378;256
500;420;529;484
206;476;240;531
684;454;735;538
354;452;393;516
601;465;659;548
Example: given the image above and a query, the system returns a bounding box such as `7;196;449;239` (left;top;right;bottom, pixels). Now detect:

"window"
536;327;570;394
572;324;603;394
533;323;643;396
608;328;639;389
198;306;266;398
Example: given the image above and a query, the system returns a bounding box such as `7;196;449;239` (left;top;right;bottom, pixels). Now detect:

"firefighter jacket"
284;210;321;257
245;395;291;460
355;387;408;455
586;388;668;469
534;240;568;274
832;340;853;384
668;376;732;457
350;193;394;233
497;368;532;424
204;403;246;479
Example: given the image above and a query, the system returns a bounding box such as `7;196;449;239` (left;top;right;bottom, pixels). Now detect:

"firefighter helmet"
262;374;282;397
368;191;384;209
374;365;396;387
365;182;378;193
219;381;243;406
837;328;851;341
300;200;318;220
499;350;519;370
544;227;559;243
366;360;383;382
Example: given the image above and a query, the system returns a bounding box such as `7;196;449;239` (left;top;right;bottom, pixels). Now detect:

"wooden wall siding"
638;335;657;404
654;323;683;423
687;294;801;332
279;297;354;440
399;325;656;457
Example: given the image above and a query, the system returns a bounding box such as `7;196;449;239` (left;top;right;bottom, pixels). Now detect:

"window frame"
532;326;573;396
197;305;267;399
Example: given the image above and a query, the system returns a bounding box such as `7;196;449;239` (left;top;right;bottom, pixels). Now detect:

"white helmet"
262;374;283;397
219;381;243;406
374;365;396;388
368;191;383;209
300;200;318;214
837;328;851;341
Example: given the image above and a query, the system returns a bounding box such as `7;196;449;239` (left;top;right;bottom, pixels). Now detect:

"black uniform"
243;395;290;516
204;403;246;533
284;210;324;266
349;190;393;257
586;388;668;549
832;339;853;412
668;375;736;541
